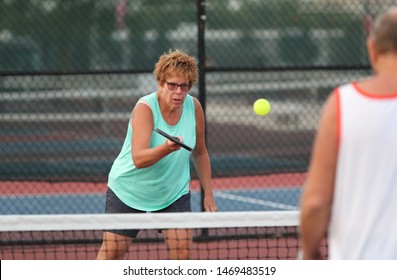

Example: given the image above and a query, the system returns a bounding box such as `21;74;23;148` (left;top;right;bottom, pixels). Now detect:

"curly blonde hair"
153;49;199;85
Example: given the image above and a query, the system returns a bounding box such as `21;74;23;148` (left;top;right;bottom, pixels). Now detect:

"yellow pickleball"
253;98;271;116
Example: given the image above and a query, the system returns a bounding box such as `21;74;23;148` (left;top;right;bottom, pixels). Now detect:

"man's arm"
300;91;339;259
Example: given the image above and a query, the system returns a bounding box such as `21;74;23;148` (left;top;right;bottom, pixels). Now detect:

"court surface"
0;173;304;214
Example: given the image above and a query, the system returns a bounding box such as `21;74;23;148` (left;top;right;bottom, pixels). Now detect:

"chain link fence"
0;0;391;214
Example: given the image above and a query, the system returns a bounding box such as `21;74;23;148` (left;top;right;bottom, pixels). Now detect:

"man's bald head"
370;6;397;54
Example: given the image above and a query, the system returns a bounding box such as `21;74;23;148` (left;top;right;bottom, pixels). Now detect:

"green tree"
124;0;196;69
42;0;96;71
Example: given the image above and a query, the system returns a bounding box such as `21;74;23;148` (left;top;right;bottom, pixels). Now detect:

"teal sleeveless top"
108;92;196;211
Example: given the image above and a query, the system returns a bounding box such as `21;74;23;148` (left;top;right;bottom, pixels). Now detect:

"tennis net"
0;211;319;260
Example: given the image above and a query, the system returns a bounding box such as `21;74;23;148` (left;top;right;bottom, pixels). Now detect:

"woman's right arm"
131;103;180;168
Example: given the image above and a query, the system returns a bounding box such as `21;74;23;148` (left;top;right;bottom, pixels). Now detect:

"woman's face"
159;75;192;111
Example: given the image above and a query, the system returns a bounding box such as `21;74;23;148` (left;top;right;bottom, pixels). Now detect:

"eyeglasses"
165;82;192;92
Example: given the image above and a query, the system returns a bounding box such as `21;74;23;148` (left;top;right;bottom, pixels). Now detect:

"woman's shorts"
104;187;192;238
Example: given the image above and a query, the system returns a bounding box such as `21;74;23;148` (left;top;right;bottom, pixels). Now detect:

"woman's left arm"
191;98;217;212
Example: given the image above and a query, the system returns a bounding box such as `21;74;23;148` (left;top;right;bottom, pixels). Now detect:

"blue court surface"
0;187;301;215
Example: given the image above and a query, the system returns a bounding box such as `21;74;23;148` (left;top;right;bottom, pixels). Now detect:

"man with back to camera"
300;6;397;259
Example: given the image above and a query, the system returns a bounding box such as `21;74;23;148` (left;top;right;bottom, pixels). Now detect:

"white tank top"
329;82;397;259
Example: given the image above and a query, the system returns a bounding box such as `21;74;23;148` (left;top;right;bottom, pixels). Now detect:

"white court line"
214;191;298;211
